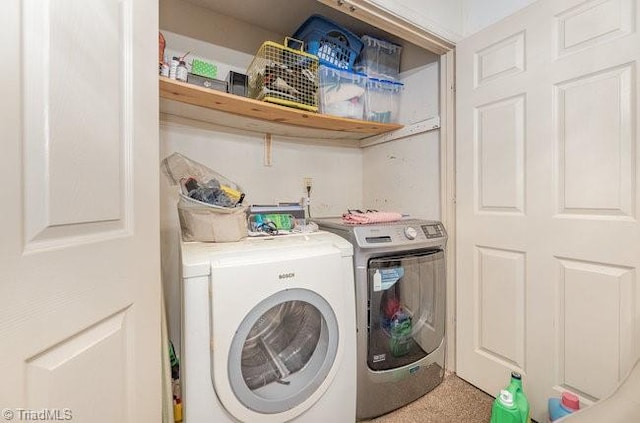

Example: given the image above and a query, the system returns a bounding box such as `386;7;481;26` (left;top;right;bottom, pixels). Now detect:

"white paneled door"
1;0;160;422
456;0;640;421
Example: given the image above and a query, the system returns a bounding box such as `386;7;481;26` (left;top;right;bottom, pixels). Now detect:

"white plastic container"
364;78;404;123
318;65;367;119
356;35;402;81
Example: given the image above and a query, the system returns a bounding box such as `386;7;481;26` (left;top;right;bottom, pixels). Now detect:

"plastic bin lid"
320;63;367;78
367;77;404;90
368;77;404;85
361;35;402;52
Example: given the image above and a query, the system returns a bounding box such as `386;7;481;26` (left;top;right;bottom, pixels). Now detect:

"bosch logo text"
278;273;295;279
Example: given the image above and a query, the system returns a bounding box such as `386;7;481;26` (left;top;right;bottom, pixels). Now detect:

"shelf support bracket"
264;133;272;167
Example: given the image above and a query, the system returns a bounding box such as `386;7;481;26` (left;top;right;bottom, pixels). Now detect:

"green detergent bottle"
490;372;531;423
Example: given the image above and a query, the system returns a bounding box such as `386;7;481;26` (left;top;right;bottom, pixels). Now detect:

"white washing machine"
180;231;357;422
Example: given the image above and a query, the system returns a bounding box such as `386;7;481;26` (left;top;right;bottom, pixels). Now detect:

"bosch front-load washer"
180;231;356;422
314;218;447;419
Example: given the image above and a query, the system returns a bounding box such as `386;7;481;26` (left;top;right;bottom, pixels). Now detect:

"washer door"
227;288;339;414
367;249;445;371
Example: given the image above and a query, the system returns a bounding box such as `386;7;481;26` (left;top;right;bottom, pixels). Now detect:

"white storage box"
364;78;404;123
318;65;367;119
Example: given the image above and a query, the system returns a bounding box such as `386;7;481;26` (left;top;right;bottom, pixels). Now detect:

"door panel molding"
555;257;636;400
475;246;526;371
26;308;132;419
554;62;635;219
474;94;526;214
474;31;526;88
555;0;635;58
22;0;134;252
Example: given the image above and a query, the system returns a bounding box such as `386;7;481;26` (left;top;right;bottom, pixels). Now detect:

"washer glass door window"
227;288;339;414
367;250;445;371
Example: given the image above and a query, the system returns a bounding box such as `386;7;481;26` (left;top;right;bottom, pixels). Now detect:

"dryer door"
226;288;339;415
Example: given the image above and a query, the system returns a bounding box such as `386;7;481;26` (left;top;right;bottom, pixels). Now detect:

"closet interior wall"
159;0;442;357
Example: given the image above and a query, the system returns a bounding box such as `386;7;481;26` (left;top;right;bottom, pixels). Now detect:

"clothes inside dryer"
367;250;445;371
241;300;322;390
227;288;341;415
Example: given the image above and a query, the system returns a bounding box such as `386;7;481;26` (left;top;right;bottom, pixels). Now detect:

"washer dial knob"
404;226;418;240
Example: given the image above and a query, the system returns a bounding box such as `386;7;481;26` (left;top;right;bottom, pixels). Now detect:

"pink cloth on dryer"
342;211;403;224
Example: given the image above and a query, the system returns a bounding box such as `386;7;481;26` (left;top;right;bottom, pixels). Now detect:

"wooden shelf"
159;77;403;141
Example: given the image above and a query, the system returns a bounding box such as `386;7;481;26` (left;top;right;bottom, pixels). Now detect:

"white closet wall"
363;58;441;219
363;133;441;219
462;0;538;35
366;0;464;41
361;0;538;41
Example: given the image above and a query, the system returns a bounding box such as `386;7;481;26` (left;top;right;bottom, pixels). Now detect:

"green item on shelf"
191;58;217;79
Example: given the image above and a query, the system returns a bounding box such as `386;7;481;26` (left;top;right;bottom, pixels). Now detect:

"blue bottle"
548;392;579;422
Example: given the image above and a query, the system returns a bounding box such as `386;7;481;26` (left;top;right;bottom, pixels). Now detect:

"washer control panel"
349;220;446;248
421;223;444;239
404;226;418;240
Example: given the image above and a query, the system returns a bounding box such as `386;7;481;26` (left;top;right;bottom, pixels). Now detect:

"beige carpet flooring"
366;372;495;423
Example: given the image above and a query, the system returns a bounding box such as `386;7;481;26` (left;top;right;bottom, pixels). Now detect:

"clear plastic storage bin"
318;65;367;120
356;35;402;81
364;78;404;123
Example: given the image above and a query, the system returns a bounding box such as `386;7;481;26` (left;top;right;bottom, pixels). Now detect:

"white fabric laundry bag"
162;153;248;242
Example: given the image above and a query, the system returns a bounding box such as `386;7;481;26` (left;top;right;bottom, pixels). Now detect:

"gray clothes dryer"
313;218;447;420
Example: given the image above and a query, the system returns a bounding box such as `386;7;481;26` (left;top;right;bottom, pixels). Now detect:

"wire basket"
247;38;319;112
